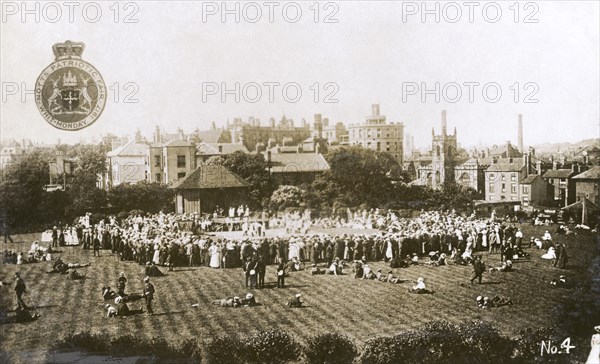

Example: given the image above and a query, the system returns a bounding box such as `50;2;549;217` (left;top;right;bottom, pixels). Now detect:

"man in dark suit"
276;259;286;288
14;272;28;310
470;256;485;284
143;277;155;315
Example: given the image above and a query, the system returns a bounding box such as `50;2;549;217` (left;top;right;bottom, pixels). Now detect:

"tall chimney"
441;110;447;136
518;114;523;154
372;104;380;117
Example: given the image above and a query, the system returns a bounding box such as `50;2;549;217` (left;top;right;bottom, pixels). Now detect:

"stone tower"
430;110;457;189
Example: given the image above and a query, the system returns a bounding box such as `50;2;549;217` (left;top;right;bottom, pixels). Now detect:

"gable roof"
163;139;193;147
196;142;248;155
486;163;524;173
489;144;522;158
170;165;251;190
520;174;541;184
265;153;330;173
542;169;576;179
573;166;600;180
107;139;148;157
196;129;231;144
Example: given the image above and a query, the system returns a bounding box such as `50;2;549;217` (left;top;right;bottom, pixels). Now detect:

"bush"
245;329;301;364
54;332;110;353
361;321;517;364
304;333;358;364
204;336;244;364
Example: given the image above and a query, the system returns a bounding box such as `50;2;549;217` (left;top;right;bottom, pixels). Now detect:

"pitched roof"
197;129;231;144
107;139;148;157
486;163;524;173
196;143;248;155
489;144;522;158
542;169;576;179
573;166;600;180
520;175;540;184
163;139;193;147
266;153;330;173
170;165;251;190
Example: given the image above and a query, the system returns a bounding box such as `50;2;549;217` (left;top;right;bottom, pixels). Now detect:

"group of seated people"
211;293;257;307
475;295;513;308
105;296;143;317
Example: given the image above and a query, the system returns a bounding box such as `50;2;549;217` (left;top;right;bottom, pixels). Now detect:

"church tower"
430;110;457;189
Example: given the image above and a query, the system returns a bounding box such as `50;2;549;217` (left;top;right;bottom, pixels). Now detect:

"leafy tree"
67;144;108;216
108;181;174;213
0;151;53;231
205;152;271;208
321;146;400;207
269;185;306;211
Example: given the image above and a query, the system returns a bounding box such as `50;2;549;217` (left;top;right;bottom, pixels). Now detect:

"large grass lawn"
1;224;599;363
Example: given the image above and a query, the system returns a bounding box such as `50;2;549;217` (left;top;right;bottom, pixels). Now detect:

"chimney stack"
536;160;542;175
518;114;523;154
571;163;579;174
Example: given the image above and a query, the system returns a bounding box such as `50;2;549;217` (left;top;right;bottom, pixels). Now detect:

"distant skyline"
1;1;599;149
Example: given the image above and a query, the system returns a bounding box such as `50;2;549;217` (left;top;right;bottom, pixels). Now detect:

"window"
511;173;516;182
177;172;186;179
154;155;161;167
489;173;495;180
511;183;517;194
511;196;517;201
488;183;495;193
523;185;529;194
501;183;506;193
177;155;186;168
377;142;381;151
501;174;506;181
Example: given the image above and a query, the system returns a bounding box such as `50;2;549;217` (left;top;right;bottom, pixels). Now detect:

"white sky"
1;0;599;149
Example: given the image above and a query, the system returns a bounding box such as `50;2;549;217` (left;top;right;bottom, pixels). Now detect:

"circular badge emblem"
35;41;106;131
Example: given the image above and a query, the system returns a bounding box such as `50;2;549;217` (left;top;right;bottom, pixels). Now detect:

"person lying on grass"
488;260;513;273
47;257;90;274
408;277;433;294
287;293;303;307
212;296;243;307
384;271;405;284
310;264;325;275
67;269;86;280
475;295;512;308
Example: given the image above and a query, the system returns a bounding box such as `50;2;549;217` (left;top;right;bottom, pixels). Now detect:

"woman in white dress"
586;325;600;364
152;244;161;265
209;242;220;268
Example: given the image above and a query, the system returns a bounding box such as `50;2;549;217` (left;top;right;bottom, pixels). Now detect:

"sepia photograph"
1;1;599;363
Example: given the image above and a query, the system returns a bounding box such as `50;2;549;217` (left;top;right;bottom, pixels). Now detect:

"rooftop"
170;165;251;190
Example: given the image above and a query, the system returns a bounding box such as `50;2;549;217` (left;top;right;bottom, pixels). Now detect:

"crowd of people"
3;206;579;326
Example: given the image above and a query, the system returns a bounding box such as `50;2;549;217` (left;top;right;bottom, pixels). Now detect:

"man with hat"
142;276;155;315
14;272;28;310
